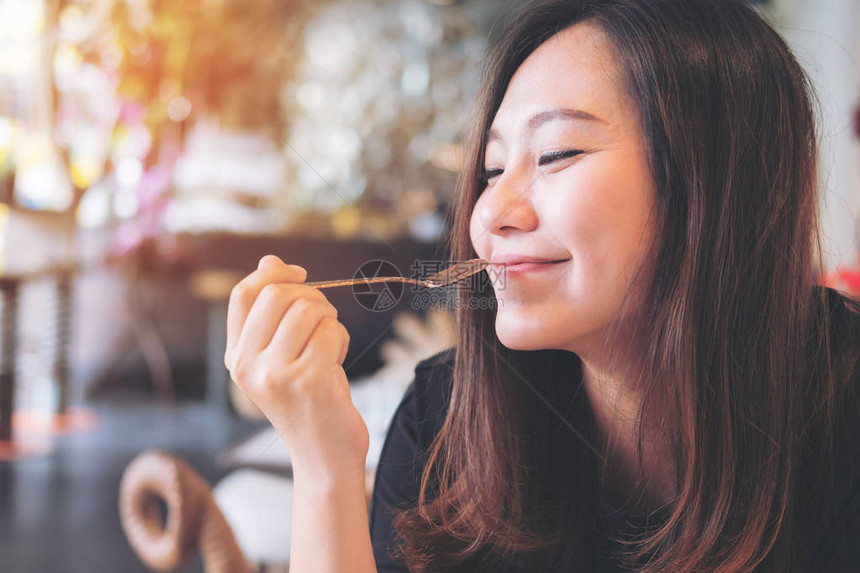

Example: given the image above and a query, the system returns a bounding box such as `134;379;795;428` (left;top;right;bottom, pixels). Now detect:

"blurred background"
0;0;857;571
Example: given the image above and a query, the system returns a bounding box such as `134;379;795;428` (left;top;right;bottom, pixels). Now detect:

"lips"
504;261;565;273
490;254;568;266
487;258;569;281
506;261;562;268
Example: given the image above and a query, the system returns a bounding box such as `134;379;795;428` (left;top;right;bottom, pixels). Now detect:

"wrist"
292;461;368;495
282;430;369;486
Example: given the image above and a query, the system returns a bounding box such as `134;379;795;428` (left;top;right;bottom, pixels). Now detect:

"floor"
0;398;263;573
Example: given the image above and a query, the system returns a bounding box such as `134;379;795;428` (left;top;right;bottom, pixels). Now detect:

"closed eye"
539;149;584;167
480;167;504;185
481;149;583;187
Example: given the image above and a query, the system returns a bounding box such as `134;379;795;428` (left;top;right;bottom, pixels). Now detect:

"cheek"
468;196;488;252
539;184;605;257
542;177;655;283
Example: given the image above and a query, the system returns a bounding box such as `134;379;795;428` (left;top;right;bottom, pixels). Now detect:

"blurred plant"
104;164;192;277
0;0;316;217
0;0;329;288
4;0;503;243
52;0;314;230
106;0;309;136
279;0;493;240
44;0;319;401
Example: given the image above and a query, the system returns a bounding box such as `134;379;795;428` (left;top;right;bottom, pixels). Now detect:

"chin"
493;307;596;354
494;313;554;351
496;335;543;351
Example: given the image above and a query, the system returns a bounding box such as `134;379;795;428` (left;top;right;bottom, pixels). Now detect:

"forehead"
491;22;634;133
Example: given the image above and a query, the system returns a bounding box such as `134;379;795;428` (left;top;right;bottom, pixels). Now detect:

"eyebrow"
486;108;606;144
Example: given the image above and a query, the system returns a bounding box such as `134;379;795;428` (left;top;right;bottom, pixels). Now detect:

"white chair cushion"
213;469;294;565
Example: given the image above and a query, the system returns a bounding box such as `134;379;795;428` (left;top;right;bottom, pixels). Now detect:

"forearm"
289;464;378;573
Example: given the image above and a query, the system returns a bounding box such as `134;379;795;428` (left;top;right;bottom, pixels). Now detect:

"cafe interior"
0;0;857;571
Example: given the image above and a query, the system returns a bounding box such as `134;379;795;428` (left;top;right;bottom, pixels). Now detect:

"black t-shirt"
369;289;860;572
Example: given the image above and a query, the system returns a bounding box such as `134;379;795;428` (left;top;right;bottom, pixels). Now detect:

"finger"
299;317;350;369
266;297;339;363
225;256;308;368
236;287;337;363
257;254;295;272
338;334;349;365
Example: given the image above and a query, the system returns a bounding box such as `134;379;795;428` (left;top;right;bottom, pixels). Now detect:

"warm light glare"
113;186;139;219
116;157;143;188
15;160;74;211
0;117;15;170
76;181;111;229
167;97;192;122
53;44;83;77
0;203;9;273
0;0;44;75
70;157;102;189
58;4;84;30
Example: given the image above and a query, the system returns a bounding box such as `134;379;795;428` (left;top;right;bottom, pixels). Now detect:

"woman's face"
469;22;658;356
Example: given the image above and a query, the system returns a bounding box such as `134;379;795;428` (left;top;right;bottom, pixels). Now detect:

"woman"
224;0;860;571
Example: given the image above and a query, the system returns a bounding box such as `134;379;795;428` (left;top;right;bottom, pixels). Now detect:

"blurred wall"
772;0;860;268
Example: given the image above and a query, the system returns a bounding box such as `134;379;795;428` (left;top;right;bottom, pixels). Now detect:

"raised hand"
225;254;369;481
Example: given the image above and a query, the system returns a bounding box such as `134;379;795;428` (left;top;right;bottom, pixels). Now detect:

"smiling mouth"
500;259;568;275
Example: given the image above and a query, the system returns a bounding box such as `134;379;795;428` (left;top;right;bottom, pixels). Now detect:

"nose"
471;171;538;239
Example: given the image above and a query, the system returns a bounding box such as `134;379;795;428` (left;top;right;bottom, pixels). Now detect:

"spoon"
304;258;490;290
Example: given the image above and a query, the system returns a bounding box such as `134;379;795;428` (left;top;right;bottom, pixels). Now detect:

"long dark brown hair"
390;1;860;571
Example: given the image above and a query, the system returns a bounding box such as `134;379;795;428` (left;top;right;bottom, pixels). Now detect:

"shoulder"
369;347;456;567
409;345;457;407
809;419;860;570
819;286;860;420
415;346;457;373
406;347;457;442
818;284;860;459
819;285;860;341
812;286;860;398
373;346;456;485
808;288;860;569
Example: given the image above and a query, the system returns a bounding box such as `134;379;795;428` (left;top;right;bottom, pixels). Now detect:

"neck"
579;358;676;514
